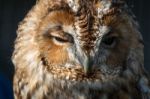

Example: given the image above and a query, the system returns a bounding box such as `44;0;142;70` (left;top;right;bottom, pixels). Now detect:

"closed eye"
51;32;74;44
43;26;74;44
53;36;69;43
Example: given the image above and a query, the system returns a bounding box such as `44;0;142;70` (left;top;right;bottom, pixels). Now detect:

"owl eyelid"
51;32;74;43
50;32;64;39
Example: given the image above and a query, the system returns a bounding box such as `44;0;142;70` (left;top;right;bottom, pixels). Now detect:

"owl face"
12;0;147;98
35;0;136;80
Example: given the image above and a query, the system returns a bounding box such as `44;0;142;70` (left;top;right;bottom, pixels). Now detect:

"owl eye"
52;33;74;44
102;36;118;48
54;37;69;43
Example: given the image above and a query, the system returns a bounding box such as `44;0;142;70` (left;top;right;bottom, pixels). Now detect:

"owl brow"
45;26;74;39
105;28;114;36
104;30;119;38
42;25;61;37
48;25;62;31
48;3;70;13
101;27;112;36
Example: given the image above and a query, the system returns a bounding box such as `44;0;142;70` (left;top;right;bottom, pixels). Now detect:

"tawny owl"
12;0;150;99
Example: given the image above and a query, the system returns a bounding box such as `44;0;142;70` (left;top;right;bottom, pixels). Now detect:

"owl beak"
83;55;93;75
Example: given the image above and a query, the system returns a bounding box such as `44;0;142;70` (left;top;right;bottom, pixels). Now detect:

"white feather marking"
97;0;112;18
24;50;39;64
63;25;75;36
67;0;79;12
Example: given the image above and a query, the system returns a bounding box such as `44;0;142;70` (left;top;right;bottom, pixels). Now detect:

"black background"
0;0;150;81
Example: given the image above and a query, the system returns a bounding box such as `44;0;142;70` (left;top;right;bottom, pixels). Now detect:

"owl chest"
16;80;138;99
14;70;140;99
24;85;102;99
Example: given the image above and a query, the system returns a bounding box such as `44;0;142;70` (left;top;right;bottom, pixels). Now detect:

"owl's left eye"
101;36;118;48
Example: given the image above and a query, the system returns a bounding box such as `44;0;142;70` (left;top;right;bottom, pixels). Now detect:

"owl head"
34;0;143;77
12;0;149;96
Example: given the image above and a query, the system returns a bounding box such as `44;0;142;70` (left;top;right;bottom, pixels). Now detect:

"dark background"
0;0;150;82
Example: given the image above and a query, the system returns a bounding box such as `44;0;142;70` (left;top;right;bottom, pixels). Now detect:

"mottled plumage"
12;0;150;99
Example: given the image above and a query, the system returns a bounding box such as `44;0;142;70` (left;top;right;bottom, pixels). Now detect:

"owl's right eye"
52;33;74;44
53;36;69;43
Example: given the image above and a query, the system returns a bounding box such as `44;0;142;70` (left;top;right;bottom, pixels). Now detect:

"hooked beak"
82;55;94;75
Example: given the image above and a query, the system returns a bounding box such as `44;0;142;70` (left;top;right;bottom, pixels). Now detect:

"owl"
12;0;150;99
